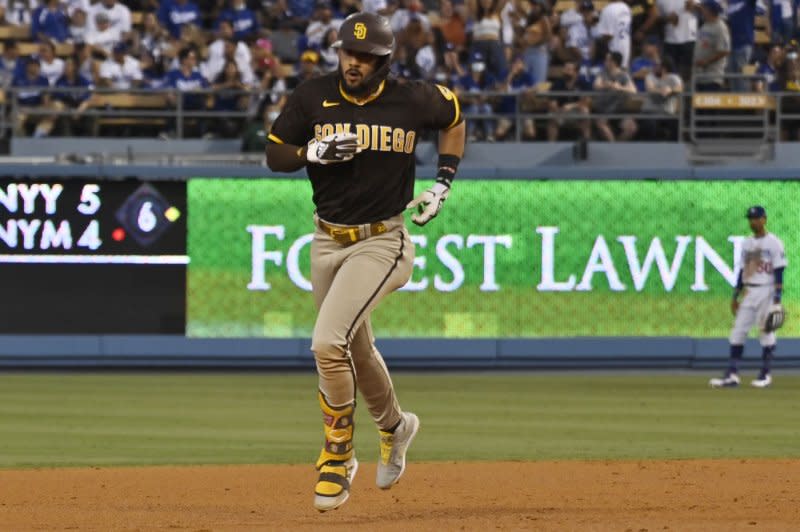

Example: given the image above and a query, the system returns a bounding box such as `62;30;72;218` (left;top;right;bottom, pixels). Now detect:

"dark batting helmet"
332;12;394;56
332;12;395;96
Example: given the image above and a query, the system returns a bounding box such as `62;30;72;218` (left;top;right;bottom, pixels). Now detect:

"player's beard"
338;56;390;97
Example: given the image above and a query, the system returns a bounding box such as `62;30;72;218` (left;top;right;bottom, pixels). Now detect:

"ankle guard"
316;392;354;468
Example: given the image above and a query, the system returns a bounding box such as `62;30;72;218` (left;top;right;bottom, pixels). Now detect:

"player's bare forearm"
439;121;466;158
265;143;307;172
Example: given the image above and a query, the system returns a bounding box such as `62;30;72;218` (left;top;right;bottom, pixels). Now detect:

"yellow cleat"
314;456;359;512
314;392;357;511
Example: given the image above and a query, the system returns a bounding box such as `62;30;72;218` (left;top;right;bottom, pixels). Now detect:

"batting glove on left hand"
407;182;449;226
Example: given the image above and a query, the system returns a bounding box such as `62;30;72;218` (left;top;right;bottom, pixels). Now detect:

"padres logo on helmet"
354;22;367;39
332;12;394;56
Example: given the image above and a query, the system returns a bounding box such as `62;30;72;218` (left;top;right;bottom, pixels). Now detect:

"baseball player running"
710;206;787;389
265;12;465;512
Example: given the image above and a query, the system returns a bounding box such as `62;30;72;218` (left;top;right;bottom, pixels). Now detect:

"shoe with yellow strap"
314;393;358;512
376;412;420;489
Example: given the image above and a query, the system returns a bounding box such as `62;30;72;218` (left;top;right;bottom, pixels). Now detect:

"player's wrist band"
436;154;460;188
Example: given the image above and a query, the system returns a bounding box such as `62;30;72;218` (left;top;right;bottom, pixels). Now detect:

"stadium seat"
88;93;169;135
0;25;31;40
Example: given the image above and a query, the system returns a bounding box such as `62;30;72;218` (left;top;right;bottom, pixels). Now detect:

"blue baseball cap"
579;0;594;11
746;205;767;218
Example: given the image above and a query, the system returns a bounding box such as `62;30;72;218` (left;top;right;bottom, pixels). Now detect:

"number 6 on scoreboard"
78;184;101;215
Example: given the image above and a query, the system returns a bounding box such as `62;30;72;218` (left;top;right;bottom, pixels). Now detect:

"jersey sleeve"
597;6;613;36
415;81;462;131
268;85;312;146
772;237;788;269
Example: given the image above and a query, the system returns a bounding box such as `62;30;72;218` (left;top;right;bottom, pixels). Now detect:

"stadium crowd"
0;0;798;142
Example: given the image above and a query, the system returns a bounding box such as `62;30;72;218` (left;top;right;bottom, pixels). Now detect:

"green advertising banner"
187;179;799;338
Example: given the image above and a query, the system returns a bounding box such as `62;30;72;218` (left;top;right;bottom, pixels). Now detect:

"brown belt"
317;219;388;246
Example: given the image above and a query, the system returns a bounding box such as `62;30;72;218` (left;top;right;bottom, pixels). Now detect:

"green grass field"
0;373;798;468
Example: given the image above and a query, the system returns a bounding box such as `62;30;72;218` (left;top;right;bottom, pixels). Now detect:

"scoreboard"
0;178;187;333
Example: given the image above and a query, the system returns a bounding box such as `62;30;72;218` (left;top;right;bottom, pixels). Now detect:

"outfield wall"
1;159;798;368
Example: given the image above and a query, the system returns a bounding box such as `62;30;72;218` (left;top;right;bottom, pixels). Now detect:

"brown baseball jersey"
268;73;461;225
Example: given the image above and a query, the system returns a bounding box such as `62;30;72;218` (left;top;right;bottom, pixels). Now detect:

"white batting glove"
407;182;450;226
306;132;362;165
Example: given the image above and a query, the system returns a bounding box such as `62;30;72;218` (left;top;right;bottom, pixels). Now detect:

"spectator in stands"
292;48;321;86
333;0;361;18
397;13;436;79
140;49;165;87
693;0;730;91
564;0;596;62
362;0;392;16
319;28;339;71
12;59;55;137
593;51;637;141
436;41;464;86
436;0;467;50
164;47;210;137
547;60;592;141
306;1;341;49
251;37;280;78
499;0;515;63
770;0;794;45
597;0;632;68
0;0;36;26
98;42;143;89
254;63;287;120
521;0;551;83
496;55;536;139
640;56;682;139
69;7;89;43
38;39;64;85
73;42;97;82
456;51;498;141
630;36;660;91
219;0;259;41
578;40;605;86
158;0;201;39
468;0;507;79
52;56;93;135
212;59;247;137
64;0;89;18
0;40;23;88
754;44;784;91
630;0;659;43
726;0;758;92
31;0;69;43
204;24;254;85
288;0;316;20
86;12;122;57
780;49;800;138
391;0;432;34
657;0;697;81
559;0;584;33
88;0;131;37
137;12;169;60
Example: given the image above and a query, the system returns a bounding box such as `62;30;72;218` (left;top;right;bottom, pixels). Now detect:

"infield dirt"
1;459;797;530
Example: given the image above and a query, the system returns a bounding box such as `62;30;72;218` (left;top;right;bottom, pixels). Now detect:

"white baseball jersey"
597;1;632;67
567;22;595;61
740;233;786;285
657;0;698;44
730;232;786;346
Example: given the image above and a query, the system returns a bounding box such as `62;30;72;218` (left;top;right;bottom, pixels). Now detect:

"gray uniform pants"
310;214;414;431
